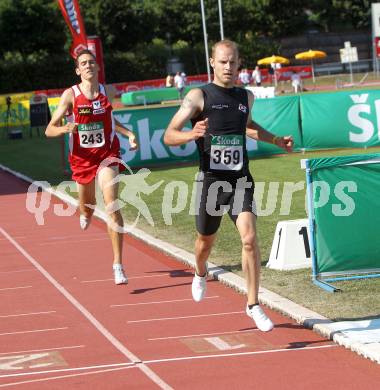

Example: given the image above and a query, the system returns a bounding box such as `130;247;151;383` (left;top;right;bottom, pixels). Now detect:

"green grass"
275;71;380;95
1;132;380;321
0;129;67;185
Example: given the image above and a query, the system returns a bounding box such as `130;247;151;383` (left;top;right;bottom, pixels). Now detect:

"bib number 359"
210;135;243;171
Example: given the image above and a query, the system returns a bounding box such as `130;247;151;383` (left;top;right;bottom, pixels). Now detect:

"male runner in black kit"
164;39;293;331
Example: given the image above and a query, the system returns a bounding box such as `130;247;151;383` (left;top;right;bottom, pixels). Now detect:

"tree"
79;0;157;52
0;0;66;56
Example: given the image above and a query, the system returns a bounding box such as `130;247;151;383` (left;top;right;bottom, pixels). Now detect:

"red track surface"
1;168;380;389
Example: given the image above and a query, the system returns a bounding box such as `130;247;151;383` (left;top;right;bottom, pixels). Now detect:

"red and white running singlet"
68;84;121;184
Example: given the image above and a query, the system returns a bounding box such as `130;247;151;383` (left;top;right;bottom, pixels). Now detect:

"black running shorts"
194;172;256;236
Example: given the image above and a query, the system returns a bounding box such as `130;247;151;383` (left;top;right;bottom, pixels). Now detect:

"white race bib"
78;122;105;148
210;135;243;171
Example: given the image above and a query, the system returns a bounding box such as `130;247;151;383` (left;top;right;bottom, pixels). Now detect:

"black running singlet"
191;83;250;176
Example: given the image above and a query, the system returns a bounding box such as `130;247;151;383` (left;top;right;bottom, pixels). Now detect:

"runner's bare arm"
245;90;293;152
164;88;206;146
45;89;77;137
113;117;138;150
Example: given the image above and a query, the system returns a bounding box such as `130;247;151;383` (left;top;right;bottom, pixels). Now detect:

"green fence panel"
64;97;302;171
112;106;198;168
121;85;198;105
309;153;380;274
252;95;302;155
301;89;380;150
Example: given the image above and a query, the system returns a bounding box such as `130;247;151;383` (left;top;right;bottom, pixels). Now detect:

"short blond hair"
211;40;239;58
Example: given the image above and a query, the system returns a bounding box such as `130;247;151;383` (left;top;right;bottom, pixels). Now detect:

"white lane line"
39;237;108;246
148;328;258;341
47;234;106;240
0;362;134;379
0;343;338;385
0;327;68;337
0;269;36;275
80;278;114;283
0;345;84;356
81;274;169;283
0;366;135;388
0;227;173;390
0;286;32;292
0;236;27;241
128;311;245;324
144;344;338;365
0;311;56;319
111;296;219;308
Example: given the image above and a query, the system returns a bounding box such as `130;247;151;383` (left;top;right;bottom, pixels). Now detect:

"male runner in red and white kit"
164;40;293;331
46;49;137;285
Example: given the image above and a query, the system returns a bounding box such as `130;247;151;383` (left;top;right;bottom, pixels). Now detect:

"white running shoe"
113;264;128;285
191;273;207;302
246;304;274;332
79;215;91;230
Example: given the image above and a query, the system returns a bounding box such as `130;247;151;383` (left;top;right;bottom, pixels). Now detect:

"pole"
311;59;315;83
349;61;353;84
218;0;224;40
200;0;211;82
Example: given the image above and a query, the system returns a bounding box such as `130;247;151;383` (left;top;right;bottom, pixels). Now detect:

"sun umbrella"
295;50;327;83
257;55;289;86
257;55;289;66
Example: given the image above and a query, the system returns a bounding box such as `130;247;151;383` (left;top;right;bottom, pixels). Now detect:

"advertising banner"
109;99;302;168
113;106;198;168
58;0;88;58
87;36;106;84
252;95;303;153
0;98;60;129
300;89;380;149
375;37;380;58
307;154;380;275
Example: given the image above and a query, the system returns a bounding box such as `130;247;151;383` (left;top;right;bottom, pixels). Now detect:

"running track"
1;168;380;389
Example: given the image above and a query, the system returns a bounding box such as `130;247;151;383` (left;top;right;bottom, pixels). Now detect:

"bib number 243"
78;122;105;148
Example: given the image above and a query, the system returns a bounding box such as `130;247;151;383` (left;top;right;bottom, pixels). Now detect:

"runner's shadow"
130;282;191;294
130;279;217;294
286;339;331;349
144;269;193;278
239;322;306;332
272;322;305;330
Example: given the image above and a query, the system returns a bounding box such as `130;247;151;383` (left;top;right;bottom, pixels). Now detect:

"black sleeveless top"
191;83;250;176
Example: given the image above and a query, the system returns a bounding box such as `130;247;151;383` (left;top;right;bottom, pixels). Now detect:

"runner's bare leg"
236;211;260;305
98;166;123;265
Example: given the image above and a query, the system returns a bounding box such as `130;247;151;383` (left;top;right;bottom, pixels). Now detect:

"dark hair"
75;49;96;67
